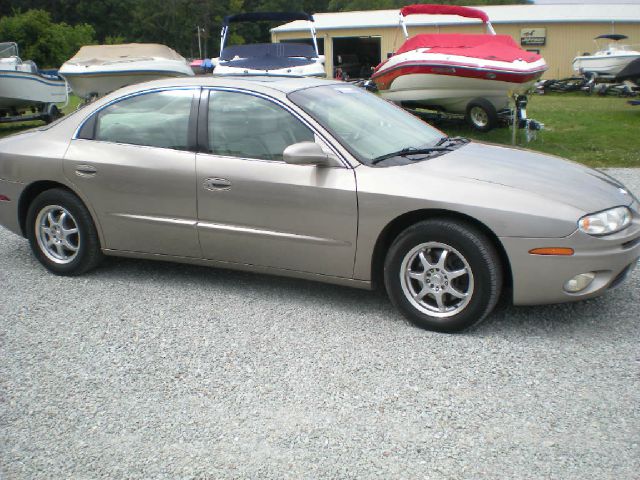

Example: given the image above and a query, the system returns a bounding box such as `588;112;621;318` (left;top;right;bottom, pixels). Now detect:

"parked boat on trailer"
213;12;325;77
59;43;194;100
371;4;548;131
0;42;67;124
573;34;640;82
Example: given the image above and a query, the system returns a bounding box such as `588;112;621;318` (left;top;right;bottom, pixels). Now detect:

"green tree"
0;9;95;67
0;0;528;61
327;0;525;11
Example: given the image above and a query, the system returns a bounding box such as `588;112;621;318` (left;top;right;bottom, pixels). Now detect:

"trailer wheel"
465;98;498;132
44;104;61;124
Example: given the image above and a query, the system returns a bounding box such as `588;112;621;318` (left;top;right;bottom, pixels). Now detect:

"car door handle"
75;164;97;177
204;177;232;191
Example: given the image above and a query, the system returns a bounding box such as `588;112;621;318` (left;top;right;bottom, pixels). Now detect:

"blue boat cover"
221;56;316;70
221;43;316;60
220;43;318;68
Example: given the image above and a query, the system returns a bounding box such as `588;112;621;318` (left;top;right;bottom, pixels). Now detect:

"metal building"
271;4;640;79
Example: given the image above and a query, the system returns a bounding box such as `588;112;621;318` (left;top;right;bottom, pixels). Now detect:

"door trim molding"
198;221;351;246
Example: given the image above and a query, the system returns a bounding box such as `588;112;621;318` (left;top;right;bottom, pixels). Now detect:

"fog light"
564;272;596;293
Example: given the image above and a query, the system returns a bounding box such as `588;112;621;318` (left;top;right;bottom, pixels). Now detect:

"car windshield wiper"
371;146;453;165
435;136;470;147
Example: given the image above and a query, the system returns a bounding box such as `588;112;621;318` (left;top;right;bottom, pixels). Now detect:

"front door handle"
75;164;97;177
204;177;232;191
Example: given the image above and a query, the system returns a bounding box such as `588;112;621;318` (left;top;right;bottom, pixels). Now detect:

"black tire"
44;104;61;124
384;219;503;333
465;98;498;132
26;188;103;275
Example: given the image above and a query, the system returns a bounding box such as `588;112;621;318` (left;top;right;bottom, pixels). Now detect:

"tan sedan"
0;76;639;332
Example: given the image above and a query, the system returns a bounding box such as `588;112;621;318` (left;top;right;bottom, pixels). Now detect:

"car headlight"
578;206;632;236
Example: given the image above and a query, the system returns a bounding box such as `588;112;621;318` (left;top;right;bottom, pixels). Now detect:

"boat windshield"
288;84;444;166
0;42;18;58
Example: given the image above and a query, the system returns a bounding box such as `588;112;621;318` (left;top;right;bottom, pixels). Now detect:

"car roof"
112;75;342;96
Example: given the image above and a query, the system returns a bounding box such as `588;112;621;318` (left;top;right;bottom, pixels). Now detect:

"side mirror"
283;142;342;167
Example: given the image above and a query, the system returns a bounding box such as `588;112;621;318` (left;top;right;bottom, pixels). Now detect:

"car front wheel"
26;188;103;275
384;219;503;333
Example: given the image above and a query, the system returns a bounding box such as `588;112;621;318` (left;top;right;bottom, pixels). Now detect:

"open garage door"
332;36;381;80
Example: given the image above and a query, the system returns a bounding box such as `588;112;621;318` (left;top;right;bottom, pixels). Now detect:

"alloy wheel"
35;205;80;264
399;241;474;318
469;106;489;128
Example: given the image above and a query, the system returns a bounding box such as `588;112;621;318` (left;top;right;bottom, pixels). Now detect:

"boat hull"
59;61;195;98
0;70;67;111
378;72;541;112
573;53;640;78
372;51;547;114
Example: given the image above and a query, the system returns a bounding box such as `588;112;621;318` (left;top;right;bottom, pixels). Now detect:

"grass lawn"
1;93;638;168
441;93;640;168
0;95;83;138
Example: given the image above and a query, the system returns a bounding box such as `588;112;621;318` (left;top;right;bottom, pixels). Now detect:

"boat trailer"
536;74;639;97
356;80;542;141
0;102;63;125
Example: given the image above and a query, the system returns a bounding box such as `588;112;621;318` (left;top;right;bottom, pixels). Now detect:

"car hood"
412;142;632;214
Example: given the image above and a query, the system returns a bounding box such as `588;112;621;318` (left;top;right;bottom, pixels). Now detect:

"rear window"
80;90;194;150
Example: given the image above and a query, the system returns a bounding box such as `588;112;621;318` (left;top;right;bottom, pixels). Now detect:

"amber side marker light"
0;195;10;202
529;247;575;256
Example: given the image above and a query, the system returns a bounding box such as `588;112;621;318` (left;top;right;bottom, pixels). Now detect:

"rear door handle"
204;177;231;191
75;164;97;177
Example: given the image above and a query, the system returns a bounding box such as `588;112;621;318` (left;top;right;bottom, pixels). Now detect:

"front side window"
93;89;194;150
207;90;314;161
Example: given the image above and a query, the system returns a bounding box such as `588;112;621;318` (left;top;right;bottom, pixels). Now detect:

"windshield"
0;42;18;58
288;84;443;165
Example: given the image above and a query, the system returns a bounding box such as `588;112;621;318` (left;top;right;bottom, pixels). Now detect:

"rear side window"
207;90;314;161
89;90;194;150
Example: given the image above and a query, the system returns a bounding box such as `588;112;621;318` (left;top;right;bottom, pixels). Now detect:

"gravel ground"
1;168;639;479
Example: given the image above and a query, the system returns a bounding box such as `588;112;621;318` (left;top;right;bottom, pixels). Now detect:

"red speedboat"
372;5;547;124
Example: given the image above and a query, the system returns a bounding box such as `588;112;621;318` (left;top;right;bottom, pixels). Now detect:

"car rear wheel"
26;188;103;275
384;219;503;332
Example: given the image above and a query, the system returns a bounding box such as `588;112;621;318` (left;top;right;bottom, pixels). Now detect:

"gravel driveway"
1;168;639;479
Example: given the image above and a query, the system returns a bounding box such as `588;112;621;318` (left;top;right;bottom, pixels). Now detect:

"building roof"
272;4;640;33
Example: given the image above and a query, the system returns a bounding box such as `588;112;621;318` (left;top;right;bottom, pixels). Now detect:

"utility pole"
196;26;204;59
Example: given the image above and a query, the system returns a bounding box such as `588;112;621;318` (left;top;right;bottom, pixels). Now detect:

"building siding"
273;21;640;79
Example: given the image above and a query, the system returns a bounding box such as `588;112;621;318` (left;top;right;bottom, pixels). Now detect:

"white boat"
0;42;67;117
573;34;640;80
371;4;547;114
213;12;325;77
59;43;194;99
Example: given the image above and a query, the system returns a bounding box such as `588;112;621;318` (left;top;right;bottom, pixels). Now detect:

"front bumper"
0;178;24;236
501;210;640;305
